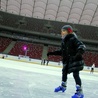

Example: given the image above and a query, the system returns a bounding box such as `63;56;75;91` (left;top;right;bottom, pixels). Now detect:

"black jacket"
48;33;86;64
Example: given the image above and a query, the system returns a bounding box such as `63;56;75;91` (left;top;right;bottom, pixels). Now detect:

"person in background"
43;58;46;65
2;55;5;59
41;58;46;65
90;63;95;74
41;58;43;65
46;59;49;66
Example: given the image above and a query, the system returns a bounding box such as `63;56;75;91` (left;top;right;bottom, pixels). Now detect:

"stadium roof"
0;0;98;27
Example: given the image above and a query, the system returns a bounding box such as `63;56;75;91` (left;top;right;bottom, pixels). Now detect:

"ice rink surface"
0;59;98;98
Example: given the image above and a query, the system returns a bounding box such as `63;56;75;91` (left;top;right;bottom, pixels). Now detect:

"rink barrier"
0;54;98;72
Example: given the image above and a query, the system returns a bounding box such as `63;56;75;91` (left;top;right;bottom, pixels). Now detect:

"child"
47;25;86;98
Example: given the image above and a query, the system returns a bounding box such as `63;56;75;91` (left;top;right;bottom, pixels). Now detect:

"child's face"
61;30;68;38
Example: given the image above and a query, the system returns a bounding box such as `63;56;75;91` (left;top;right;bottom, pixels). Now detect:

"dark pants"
62;64;82;86
90;68;94;73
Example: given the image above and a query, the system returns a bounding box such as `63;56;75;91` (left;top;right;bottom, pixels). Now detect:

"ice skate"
54;86;66;92
72;85;84;98
54;82;66;92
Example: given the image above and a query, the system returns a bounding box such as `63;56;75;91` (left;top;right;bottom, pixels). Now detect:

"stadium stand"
1;11;22;28
0;11;98;40
0;37;12;52
48;46;61;62
83;51;98;67
0;37;98;67
48;46;98;67
0;11;98;67
9;41;43;59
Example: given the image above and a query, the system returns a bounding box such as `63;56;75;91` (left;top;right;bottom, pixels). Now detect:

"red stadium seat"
83;51;98;67
9;41;43;59
48;46;61;62
0;37;12;52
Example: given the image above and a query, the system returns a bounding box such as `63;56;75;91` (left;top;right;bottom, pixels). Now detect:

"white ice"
0;59;98;98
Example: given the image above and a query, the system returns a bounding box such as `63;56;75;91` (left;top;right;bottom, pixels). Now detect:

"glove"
47;52;52;56
47;53;50;56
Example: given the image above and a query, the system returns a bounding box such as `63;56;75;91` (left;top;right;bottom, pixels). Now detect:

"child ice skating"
47;25;86;98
